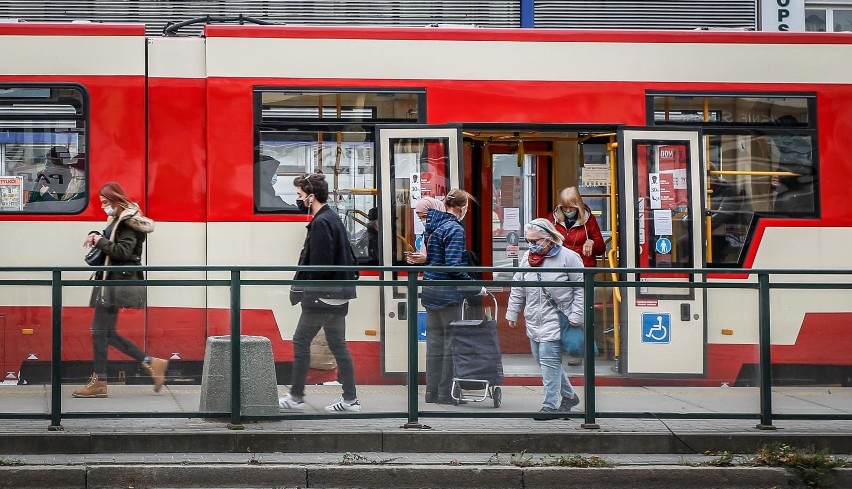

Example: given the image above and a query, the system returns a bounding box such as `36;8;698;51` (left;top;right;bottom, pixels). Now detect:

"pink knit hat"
415;197;445;214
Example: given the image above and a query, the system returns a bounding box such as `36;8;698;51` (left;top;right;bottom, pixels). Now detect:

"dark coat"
294;205;357;309
89;206;154;309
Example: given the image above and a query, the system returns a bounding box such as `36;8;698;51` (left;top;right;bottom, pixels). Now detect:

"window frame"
646;91;818;267
0;83;89;215
251;87;426;215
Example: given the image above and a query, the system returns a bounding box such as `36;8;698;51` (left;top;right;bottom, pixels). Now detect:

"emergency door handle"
398;301;407;320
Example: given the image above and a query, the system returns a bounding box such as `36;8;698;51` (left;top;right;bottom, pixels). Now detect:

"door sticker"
642;313;671;343
655;237;672;255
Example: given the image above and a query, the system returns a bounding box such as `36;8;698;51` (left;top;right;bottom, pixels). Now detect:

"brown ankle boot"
142;358;168;393
72;373;108;398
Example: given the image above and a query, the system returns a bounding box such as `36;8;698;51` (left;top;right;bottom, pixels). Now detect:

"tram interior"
459;129;620;375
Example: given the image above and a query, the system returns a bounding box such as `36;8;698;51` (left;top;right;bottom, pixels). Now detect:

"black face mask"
296;195;312;214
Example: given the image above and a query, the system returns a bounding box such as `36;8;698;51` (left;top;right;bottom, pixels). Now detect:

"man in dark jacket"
279;173;361;413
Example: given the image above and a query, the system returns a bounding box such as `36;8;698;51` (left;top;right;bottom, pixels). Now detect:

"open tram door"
618;129;707;375
376;126;461;373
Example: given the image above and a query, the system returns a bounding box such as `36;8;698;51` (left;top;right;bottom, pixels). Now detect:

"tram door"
377;126;461;373
619;129;707;375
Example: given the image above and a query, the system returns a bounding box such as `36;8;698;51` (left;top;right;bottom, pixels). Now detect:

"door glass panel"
633;141;694;297
388;137;450;266
490;154;536;281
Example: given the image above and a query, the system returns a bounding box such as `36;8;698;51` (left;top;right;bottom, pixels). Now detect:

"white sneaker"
324;396;361;412
278;394;305;411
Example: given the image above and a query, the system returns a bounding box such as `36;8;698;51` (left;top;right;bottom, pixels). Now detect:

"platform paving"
1;384;852;487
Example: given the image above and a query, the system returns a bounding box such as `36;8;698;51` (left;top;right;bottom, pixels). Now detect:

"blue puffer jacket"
421;209;474;310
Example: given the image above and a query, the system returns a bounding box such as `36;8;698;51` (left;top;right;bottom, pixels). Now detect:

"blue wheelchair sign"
641;313;671;344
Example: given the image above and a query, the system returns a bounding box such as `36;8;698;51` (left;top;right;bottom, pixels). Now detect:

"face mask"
529;243;548;255
458;206;468;222
564;209;578;220
296;195;312;214
103;205;116;216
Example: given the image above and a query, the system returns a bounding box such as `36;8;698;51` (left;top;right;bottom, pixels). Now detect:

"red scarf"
528;251;547;267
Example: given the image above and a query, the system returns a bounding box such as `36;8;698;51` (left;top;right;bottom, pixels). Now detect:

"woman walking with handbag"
506;218;584;419
73;182;167;398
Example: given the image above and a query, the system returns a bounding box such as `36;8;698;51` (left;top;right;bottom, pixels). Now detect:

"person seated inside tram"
365;207;380;265
25;146;86;212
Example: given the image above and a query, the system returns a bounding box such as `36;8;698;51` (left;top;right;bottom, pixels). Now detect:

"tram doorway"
377;125;709;378
462;128;619;371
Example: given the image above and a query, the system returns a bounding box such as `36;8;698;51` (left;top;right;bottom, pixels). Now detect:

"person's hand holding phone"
405;251;427;264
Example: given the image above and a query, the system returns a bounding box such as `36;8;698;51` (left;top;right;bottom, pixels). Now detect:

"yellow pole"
704;97;713;263
607;136;621;362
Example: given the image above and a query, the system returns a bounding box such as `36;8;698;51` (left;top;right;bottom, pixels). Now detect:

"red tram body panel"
1;23;851;386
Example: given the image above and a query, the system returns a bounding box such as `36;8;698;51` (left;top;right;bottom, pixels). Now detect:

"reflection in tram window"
0;86;87;214
252;89;425;264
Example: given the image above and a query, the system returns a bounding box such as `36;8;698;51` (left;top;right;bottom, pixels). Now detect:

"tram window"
0;86;87;214
253;88;424;264
649;93;817;266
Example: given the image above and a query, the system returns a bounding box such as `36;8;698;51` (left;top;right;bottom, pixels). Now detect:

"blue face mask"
529;243;548;255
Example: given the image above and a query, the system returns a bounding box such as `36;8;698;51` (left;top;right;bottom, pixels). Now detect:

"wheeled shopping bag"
449;292;504;407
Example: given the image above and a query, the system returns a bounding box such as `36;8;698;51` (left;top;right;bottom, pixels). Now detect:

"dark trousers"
290;307;357;401
425;304;461;397
91;307;146;379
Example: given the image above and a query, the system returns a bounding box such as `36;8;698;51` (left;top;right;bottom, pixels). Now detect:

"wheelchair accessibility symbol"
642;313;671;344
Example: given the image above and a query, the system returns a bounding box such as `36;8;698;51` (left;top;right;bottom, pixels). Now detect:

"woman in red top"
548;187;606;268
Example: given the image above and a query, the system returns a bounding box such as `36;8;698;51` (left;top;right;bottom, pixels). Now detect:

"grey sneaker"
533;406;561;421
559;395;581;418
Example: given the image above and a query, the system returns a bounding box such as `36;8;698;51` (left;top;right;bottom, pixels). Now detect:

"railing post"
48;270;63;431
581;270;599;429
403;270;424;428
756;272;776;430
229;270;243;429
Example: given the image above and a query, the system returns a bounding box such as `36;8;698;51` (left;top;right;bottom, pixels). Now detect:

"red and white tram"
1;22;851;387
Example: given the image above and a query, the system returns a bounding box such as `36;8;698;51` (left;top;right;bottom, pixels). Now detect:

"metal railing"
1;264;851;430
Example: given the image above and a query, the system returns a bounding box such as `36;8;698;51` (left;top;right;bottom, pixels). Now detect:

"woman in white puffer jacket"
506;218;584;419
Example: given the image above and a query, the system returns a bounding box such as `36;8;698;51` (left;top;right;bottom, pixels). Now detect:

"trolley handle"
460;291;499;321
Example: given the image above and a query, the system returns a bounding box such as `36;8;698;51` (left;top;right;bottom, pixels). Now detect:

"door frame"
617;127;708;376
375;124;462;374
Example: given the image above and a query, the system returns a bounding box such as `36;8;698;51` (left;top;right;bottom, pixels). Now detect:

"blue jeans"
530;339;576;409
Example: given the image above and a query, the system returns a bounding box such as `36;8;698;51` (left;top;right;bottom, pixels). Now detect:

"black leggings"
91;307;146;379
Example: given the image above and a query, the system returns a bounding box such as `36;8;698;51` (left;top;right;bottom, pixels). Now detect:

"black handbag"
84;247;105;266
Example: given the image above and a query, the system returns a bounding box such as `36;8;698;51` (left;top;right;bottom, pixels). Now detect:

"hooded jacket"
505;247;584;343
421;209;473;310
88;204;154;309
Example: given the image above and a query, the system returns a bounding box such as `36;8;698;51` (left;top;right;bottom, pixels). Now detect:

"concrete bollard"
198;335;279;416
